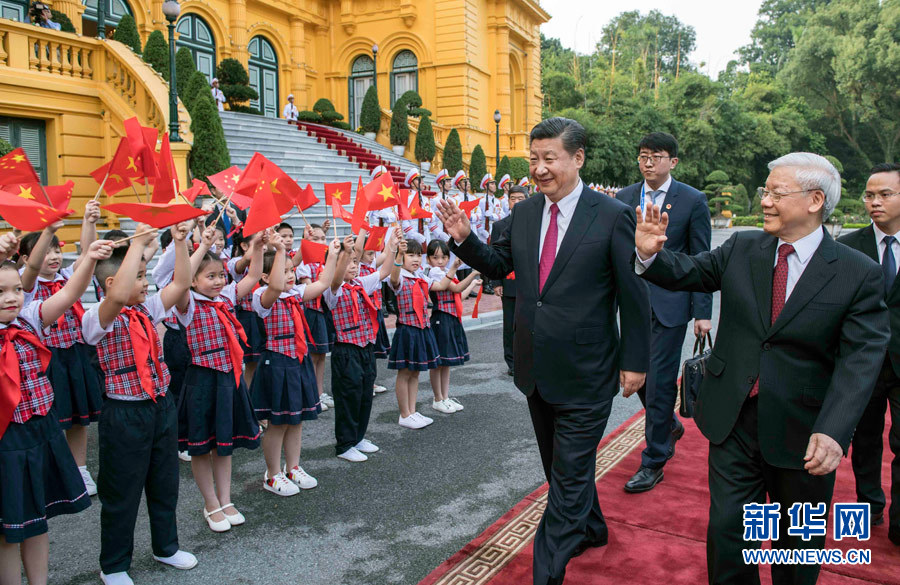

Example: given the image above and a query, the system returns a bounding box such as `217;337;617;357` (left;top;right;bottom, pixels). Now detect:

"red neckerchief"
451;278;463;320
40;280;85;326
410;278;430;324
122;307;164;401
199;300;248;387
0;325;52;437
344;282;380;336
283;296;314;361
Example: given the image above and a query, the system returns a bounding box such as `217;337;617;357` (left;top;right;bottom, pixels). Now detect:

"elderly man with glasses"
634;152;890;585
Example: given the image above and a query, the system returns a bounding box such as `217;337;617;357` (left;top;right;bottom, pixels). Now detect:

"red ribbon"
40;280;85;327
122;308;164;401
0;326;52;438
200;301;248;388
284;296;314;361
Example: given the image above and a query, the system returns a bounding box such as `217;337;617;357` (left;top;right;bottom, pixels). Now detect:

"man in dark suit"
837;162;900;545
490;185;529;376
634;152;890;585
615;132;713;492
435;117;651;585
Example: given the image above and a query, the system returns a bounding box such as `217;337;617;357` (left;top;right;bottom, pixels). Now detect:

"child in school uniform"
16;201;105;495
0;233;111;585
425;241;481;414
83;223;197;585
251;238;340;494
358;247;390;394
230;229;267;388
175;227;265;533
388;239;441;430
298;223;336;410
325;228;400;462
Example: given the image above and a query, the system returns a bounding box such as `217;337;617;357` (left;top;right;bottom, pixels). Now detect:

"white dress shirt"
538;180;583;256
641;175;673;213
873;224;900;273
775;227;823;300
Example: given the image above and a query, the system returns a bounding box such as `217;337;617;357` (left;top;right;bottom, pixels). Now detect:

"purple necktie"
539;203;560;291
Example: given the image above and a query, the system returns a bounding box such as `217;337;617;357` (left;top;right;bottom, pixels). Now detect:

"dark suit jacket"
489;215;516;298
616;179;712;326
451;183;651;405
639;228;889;468
838;224;900;376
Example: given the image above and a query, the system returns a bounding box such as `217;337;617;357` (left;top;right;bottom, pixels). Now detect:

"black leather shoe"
571;534;609;558
624;466;664;493
672;422;685;441
872;511;884;526
667;423;686;460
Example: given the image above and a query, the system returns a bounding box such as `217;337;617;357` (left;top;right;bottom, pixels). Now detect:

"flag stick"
112;229;156;245
280;206;311;228
331;204;338;240
144;182;150;204
91;171;110;201
37;184;54;208
129;183;142;201
211;191;234;227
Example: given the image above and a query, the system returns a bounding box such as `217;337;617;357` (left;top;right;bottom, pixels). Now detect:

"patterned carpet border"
424;412;647;585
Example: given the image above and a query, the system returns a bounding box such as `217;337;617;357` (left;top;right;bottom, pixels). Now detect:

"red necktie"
201;301;248;387
41;280;85;326
345;284;380;337
451;278;463;320
0;327;52;438
539;203;560;291
750;243;795;398
122;308;164;401
284;296;313;360
411;278;430;324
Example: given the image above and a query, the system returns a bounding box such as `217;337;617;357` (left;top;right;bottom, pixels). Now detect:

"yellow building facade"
0;0;548;242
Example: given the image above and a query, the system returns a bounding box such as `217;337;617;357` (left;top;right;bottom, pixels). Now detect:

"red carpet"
419;411;899;585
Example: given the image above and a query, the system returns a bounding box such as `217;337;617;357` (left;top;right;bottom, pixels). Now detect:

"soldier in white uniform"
428;169;453;243
480;173;509;233
211;78;226;112
282;94;299;123
402;168;428;245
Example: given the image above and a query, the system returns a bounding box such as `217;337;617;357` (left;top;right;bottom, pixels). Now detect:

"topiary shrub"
469;145;487;190
216;58;258;110
297;110;323;123
509;157;529;181
142;30;169;80
321;110;344;123
313;98;336;115
360;85;381;134
113;13;141;54
332;121;353;131
50;9;75;33
414;115;436;163
0;138;13;156
497;155;510;180
183;69;209;114
189;93;230;182
175;47;196;99
732;215;763;227
389;94;410;146
443;129;463;176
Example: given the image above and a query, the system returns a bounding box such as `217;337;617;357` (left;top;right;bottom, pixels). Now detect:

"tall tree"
738;0;830;75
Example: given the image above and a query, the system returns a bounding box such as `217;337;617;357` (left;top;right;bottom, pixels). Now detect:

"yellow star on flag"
12;154;25;163
410;207;419;217
376;236;384;248
333;189;344;202
126;157;138;172
36;208;45;216
378;185;394;202
231;174;240;183
109;174;124;184
270;179;281;194
16;186;35;200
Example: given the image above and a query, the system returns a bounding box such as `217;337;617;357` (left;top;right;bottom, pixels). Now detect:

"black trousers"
528;389;612;585
851;359;900;530
331;342;377;455
637;313;687;469
98;393;180;574
708;396;835;585
501;295;515;371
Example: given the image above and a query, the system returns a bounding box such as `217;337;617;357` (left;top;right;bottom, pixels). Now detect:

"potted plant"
414;114;436;172
360;85;380;141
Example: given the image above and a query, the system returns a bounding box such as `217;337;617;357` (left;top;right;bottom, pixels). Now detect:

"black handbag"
679;332;712;418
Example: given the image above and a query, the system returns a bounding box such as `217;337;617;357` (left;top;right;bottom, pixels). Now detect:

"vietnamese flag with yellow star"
324;182;352;207
150;133;179;204
363;226;389;251
181;178;212;203
351;177;371;234
396;189;433;221
0;189;73;231
364;172;400;211
123;117;159;180
89;137;146;196
102;202;210;229
235;153;310;214
208;166;253;209
242;179;283;235
0;148;41;186
458;198;482;218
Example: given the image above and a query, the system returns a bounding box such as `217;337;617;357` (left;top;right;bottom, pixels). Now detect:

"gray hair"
767;152;841;220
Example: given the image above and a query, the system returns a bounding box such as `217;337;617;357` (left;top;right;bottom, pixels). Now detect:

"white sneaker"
321;393;335;408
373;384;388;394
319;400;329;412
153;550;198;570
263;471;300;496
285;465;318;489
398;414;425;429
100;571;134;585
178;451;192;462
355;439;379;453
447;397;465;411
338;447;368;462
432;399;455;414
413;412;434;426
79;466;97;496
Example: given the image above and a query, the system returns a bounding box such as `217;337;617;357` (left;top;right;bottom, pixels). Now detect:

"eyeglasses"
861;192;900;202
760;189;810;203
637;155;671;165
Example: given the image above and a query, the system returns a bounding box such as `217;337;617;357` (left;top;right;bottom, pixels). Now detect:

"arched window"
248;36;279;118
81;0;134;38
348;55;374;130
176;14;216;83
390;50;418;108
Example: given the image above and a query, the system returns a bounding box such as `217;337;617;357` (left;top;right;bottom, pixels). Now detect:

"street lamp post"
96;0;106;38
493;109;501;173
372;43;379;94
163;0;182;142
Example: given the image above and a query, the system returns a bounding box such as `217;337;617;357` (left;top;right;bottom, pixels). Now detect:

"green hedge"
842;223;870;229
189;93;230;182
321;110;344;123
414;115;436;163
297;110;323;123
443;129;463;176
360;85;380;134
182;70;209;114
142;30;169;81
509;157;529;181
113;14;141;54
731;215;763;227
469;145;487;190
497;155;510;180
50;9;75;33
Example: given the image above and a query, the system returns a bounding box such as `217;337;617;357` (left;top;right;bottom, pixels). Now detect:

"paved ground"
46;230;730;585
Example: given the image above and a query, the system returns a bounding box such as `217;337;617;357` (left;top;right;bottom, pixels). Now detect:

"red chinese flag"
351;177;370;234
293;183;320;212
324;182;352;206
0;148;41;186
151;133;178;204
208;166;253;210
364;226;389;251
102;202;210;229
90;161;132;196
242;180;282;235
234;153;301;214
45;181;74;210
233;153;264;197
181;179;211;203
0;189;73;231
407;194;433;220
458;198;481;217
123;117;158;179
364;173;400;211
300;239;327;265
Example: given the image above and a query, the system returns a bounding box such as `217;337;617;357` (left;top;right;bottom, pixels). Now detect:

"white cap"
453;170;468;189
404;168;420;187
370;165;388;180
480;173;494;191
287;93;294;99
